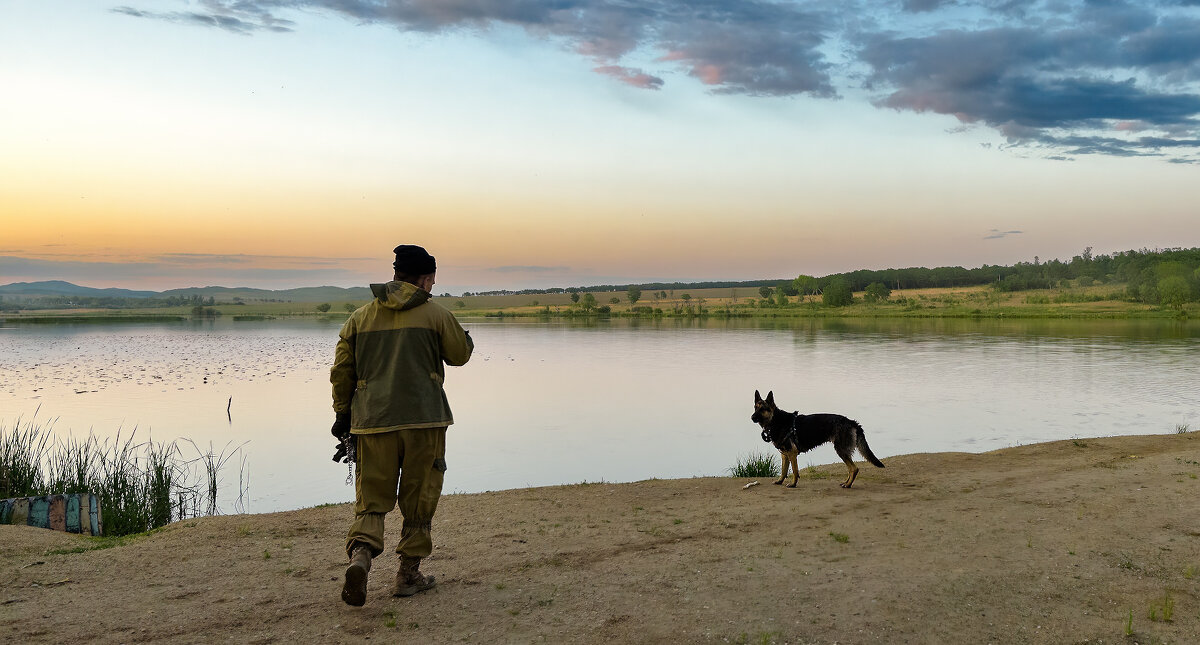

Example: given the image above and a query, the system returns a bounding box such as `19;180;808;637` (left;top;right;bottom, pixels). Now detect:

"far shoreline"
1;283;1195;325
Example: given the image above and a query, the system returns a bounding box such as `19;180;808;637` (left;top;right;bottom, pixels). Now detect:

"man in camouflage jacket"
331;245;473;606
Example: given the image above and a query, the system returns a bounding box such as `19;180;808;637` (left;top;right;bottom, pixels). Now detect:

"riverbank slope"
3;432;1198;644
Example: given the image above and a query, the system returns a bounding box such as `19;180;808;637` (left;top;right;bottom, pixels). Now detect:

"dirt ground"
3;432;1198;644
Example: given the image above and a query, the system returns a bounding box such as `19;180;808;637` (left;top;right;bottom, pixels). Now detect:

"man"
331;244;473;607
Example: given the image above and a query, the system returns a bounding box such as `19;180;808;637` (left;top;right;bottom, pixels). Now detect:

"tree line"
462;247;1194;302
789;247;1200;307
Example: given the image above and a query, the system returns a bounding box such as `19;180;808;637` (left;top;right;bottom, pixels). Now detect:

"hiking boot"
341;546;372;606
392;555;436;597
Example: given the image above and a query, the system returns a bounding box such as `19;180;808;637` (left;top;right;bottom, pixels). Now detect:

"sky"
2;0;1199;294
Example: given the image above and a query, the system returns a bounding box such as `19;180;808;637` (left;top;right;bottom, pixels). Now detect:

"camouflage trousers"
345;427;447;559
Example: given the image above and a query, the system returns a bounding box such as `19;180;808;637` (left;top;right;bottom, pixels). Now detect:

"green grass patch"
729;451;779;478
44;525;168;555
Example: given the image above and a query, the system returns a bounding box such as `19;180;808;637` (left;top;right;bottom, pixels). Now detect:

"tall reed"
0;414;52;499
184;439;248;517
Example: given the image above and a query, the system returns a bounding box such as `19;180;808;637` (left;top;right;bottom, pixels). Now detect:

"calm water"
1;317;1197;513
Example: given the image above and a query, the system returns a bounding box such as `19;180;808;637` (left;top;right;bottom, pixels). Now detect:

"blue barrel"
28;496;50;528
65;495;81;533
90;494;102;536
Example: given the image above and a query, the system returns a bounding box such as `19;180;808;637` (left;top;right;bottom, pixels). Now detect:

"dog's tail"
855;425;885;468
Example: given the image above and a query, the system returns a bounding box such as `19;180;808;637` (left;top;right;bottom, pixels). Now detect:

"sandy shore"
3;432;1198;644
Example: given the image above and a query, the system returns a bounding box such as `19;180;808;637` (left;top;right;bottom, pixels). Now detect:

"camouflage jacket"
331;281;473;434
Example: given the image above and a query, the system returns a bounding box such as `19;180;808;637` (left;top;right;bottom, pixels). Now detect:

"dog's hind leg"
774;451;789;485
835;443;859;488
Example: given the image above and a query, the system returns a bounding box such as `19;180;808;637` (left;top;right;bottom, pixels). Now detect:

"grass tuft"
1149;592;1175;622
729;451;779;478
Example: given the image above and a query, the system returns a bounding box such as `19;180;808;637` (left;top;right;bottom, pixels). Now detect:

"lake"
1;316;1197;513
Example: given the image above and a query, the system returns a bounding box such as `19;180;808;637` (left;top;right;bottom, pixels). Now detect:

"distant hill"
0;281;372;303
0;280;159;299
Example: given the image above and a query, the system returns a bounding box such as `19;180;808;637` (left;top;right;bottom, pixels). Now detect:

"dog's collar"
761;411;800;444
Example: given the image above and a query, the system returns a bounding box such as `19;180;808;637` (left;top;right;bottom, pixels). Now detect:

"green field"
3;282;1192;321
434;283;1189;319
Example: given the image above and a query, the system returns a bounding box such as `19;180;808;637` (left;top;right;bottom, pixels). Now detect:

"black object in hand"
331;412;352;462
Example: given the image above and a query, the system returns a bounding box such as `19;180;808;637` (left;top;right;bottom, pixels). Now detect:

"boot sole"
341;563;368;606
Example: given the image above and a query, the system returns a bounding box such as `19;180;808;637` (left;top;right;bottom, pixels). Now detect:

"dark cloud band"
114;0;1200;161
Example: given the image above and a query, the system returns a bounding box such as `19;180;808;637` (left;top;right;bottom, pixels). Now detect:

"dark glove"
331;412;353;463
331;412;351;438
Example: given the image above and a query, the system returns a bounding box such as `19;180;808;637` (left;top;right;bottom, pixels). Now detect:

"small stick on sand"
742;481;759;490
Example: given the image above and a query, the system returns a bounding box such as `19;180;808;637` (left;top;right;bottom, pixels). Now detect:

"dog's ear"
765;391;774;406
754;390;762;403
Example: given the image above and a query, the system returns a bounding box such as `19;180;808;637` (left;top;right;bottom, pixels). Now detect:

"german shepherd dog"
751;390;884;488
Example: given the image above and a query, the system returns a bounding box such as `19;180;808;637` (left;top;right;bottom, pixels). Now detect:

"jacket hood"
370;281;432;311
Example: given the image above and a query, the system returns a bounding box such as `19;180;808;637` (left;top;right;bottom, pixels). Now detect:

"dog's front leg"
774;451;789;485
787;452;800;488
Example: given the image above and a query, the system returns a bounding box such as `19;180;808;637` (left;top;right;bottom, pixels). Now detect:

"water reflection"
1;317;1196;512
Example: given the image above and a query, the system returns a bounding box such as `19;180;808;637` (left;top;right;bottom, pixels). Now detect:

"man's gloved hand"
331;412;352;463
331;412;351;438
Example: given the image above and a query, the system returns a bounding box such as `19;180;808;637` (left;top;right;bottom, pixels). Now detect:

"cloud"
115;0;836;97
593;66;664;90
858;2;1200;159
0;254;368;289
984;229;1024;240
113;0;1200;159
489;265;571;274
112;3;294;34
902;0;955;13
151;252;370;267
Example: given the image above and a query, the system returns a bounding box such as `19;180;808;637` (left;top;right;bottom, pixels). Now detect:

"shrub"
863;282;891;303
822;279;853;307
1158;275;1191;309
